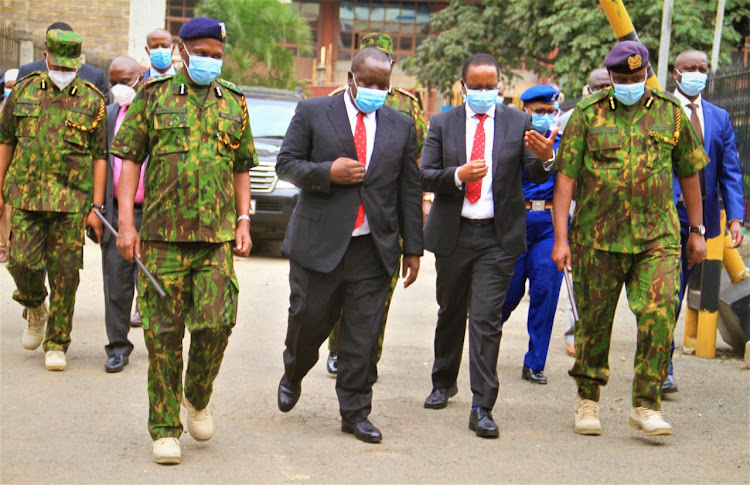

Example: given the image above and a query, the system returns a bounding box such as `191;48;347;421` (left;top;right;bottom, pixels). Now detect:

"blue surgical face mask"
184;45;222;85
531;113;555;133
676;70;707;97
611;76;645;106
464;88;498;114
350;74;388;113
496;95;504;105
3;88;10;99
150;47;173;70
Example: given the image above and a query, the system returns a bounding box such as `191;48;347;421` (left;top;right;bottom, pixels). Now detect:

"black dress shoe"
341;418;382;443
105;355;129;373
521;365;547;384
326;353;338;375
469;407;499;438
277;376;301;412
424;383;458;409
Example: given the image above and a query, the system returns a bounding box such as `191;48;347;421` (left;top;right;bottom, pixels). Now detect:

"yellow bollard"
723;236;750;283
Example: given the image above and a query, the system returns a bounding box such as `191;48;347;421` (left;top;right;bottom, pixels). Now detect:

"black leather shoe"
277;376;301;412
662;375;678;394
105;355;129;373
326;353;338;375
341;418;382;443
424;384;458;409
521;365;547;384
468;407;499;438
130;310;142;328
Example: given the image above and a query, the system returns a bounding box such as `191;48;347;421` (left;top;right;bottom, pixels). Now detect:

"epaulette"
144;75;173;88
217;78;243;96
576;89;608;109
81;79;105;100
650;88;680;106
391;86;419;103
14;70;42;86
328;85;346;97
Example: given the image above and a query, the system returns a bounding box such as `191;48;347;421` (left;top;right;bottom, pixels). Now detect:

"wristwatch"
91;203;105;214
542;155;555;172
688;224;705;236
237;214;251;223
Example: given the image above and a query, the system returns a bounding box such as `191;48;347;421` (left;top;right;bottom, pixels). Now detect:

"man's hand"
233;219;252;257
402;254;420;288
422;199;432;226
457;159;488;183
330;157;365;184
551;240;572;272
728;220;744;249
86;210;103;244
524;127;559;161
117;223;140;262
686;233;707;269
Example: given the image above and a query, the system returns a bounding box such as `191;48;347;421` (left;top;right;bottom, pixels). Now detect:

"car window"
245;98;297;138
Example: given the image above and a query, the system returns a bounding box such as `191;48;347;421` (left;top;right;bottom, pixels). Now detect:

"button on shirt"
674;90;704;141
454;103;496;219
344;90;376;236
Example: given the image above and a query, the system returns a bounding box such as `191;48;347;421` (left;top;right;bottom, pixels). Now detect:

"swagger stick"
550;207;579;322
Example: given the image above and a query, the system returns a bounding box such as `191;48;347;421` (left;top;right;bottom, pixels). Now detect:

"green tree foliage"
406;0;750;98
197;0;312;89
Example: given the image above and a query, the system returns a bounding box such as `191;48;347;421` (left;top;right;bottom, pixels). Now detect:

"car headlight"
275;180;296;189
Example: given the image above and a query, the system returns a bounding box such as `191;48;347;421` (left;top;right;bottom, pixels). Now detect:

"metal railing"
0;23;32;71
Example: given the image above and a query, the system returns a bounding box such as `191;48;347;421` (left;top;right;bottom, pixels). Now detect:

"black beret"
179;17;227;43
604;40;649;74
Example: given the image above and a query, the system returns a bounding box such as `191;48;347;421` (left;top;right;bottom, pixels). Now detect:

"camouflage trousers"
7;209;84;352
328;264;399;360
569;243;680;411
138;241;238;440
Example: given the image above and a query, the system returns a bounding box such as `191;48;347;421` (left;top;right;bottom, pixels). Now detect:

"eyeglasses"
527;107;558;115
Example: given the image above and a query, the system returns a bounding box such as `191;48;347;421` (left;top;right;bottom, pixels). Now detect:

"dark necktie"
688;102;706;196
353;111;367;229
465;113;488;204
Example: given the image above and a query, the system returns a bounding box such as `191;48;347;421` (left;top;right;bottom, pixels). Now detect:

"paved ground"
1;240;748;483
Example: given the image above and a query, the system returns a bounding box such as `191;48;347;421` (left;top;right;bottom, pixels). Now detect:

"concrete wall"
128;0;167;68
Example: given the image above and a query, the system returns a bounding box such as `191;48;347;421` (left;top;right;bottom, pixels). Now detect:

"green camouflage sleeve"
414;103;427;159
671;105;709;178
0;91;18;145
110;89;150;163
555;106;586;180
233;96;258;172
88;98;107;160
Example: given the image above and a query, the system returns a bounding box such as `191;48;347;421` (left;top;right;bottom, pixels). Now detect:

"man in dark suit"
100;56;145;373
420;53;556;438
275;46;423;443
17;22;109;100
666;49;745;392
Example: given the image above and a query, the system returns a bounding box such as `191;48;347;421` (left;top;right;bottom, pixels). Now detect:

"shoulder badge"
328;85;346;97
217;78;243;96
391;86;419;103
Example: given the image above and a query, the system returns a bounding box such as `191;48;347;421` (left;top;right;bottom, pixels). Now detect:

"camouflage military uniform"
0;69;106;352
556;87;707;410
109;70;257;439
325;85;426;362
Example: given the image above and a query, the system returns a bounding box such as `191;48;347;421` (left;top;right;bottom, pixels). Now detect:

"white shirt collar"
674;89;702;109
465;102;496;120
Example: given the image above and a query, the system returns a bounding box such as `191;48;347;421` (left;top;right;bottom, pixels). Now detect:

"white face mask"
46;59;77;91
110;78;138;107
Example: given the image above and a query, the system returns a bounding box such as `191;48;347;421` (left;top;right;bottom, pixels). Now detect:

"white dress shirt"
454;103;496;219
674;89;704;140
344;90;377;236
148;64;176;78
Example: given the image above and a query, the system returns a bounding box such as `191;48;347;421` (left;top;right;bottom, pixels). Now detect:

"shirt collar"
674;89;702;109
465;102;496;120
343;88;375;120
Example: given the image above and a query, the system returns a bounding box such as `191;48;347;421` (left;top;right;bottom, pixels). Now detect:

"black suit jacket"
17;59;109;100
420;104;550;257
276;93;423;275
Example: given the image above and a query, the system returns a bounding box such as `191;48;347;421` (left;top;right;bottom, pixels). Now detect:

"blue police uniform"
500;85;564;381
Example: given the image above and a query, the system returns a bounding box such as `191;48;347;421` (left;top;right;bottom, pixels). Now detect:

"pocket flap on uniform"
154;112;189;130
586;133;623;151
13;101;41;117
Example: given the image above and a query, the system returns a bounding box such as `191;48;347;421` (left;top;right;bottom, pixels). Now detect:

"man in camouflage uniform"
325;33;426;375
111;17;256;465
0;30;107;372
551;41;707;437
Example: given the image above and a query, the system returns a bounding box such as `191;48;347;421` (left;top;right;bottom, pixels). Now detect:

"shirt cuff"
454;167;463;189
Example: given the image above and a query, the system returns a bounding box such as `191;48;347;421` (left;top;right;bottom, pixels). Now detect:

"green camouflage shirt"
110;70;258;243
329;85;427;157
556;87;708;253
0;71;106;213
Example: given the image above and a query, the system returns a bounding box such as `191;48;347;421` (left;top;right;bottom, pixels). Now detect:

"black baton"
549;207;579;322
92;208;167;297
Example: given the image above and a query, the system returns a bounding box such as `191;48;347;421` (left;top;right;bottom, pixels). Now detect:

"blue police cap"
603;40;649;74
520;84;560;104
179;17;227;43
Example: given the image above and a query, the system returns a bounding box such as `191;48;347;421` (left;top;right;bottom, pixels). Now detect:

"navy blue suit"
670;97;745;374
500;134;562;372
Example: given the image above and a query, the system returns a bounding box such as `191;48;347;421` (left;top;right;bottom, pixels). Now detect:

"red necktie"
465;113;488;204
353;111;367;229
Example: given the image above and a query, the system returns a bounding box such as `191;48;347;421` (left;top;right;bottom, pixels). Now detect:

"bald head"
109;56;142;88
146;28;173;50
675;50;708;69
588;68;611;92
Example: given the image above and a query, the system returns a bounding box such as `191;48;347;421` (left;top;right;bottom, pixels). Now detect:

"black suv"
241;86;303;241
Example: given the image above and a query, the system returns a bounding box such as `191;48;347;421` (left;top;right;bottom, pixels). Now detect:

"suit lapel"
364;107;393;183
454;105;467;166
702;100;712;150
491;104;506;177
327;93;357;159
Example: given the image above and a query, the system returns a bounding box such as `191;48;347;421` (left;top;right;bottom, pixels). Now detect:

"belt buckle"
531;200;545;211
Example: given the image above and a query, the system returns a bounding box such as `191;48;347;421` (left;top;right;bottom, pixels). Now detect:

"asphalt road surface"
1;240;748;483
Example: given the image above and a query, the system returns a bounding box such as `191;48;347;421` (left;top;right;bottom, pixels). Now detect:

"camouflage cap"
46;29;82;69
360;33;393;55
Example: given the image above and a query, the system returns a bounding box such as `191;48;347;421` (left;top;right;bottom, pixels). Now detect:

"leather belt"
525;200;553;211
460;217;493;226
